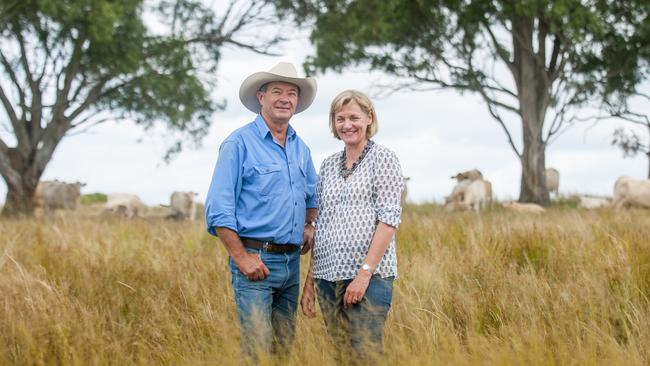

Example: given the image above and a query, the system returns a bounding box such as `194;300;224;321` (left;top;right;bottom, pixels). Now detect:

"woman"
301;90;404;361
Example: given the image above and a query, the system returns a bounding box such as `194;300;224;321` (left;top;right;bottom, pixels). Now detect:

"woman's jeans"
314;275;394;361
229;248;300;358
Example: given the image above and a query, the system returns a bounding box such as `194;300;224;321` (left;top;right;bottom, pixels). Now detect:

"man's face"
257;81;299;124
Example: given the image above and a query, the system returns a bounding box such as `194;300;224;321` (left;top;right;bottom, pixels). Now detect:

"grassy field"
1;204;649;365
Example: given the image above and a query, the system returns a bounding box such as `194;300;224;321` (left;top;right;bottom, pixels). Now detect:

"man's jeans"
314;275;394;362
229;248;300;357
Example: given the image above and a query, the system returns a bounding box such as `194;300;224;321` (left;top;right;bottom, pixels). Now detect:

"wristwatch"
361;263;374;274
305;221;316;228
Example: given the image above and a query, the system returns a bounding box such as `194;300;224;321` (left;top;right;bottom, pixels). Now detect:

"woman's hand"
344;270;372;307
301;278;317;318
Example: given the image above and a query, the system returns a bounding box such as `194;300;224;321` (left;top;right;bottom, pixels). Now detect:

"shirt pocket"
252;163;283;196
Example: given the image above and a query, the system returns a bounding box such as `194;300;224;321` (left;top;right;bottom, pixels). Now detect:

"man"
205;62;318;358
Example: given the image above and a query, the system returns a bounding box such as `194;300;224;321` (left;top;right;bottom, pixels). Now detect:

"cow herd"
34;180;200;220
31;172;650;219
441;168;650;212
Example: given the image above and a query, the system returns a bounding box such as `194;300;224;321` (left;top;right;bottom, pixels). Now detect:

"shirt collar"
253;114;296;141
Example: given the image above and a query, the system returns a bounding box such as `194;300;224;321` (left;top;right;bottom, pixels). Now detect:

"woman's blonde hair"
329;90;378;140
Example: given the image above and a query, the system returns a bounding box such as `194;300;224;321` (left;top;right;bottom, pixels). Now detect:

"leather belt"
240;238;301;254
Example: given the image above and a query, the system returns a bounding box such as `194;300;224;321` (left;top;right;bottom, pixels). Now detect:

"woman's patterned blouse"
312;143;404;281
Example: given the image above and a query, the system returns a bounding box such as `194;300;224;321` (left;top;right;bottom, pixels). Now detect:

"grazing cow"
545;168;560;197
445;179;492;211
503;202;546;214
169;191;198;220
445;179;472;204
446;169;485;204
35;180;86;212
612;176;650;209
451;169;483;182
463;179;492;211
104;193;147;218
578;195;610;209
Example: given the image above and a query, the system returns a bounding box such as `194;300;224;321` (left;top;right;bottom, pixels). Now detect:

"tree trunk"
518;79;549;205
511;17;551;206
0;148;46;218
519;129;549;205
2;180;37;217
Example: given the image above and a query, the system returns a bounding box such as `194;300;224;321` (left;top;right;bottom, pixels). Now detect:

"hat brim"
239;71;317;114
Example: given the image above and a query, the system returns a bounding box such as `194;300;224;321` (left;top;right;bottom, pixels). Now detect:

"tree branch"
547;35;561;75
483;99;522;157
482;21;516;75
57;33;86;109
0;85;20;128
66;78;109;122
0;51;26;110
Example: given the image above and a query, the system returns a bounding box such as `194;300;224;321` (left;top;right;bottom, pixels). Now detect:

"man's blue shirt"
205;115;318;244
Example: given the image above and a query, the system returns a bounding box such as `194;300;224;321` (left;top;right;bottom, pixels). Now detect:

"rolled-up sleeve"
373;148;404;228
205;140;243;236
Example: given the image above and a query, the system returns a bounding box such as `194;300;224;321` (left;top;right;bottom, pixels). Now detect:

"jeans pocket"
365;276;394;310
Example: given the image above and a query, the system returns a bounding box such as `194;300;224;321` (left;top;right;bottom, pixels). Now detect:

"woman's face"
334;101;372;147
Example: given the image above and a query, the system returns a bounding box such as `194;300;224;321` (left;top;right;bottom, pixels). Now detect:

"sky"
1;35;648;206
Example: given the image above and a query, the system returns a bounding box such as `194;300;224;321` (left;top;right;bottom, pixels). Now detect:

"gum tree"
277;0;649;204
0;0;284;216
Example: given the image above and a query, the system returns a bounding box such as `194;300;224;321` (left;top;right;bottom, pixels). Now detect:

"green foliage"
277;0;645;93
0;0;220;161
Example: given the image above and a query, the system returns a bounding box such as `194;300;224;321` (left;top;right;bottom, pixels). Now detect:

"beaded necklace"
340;140;374;179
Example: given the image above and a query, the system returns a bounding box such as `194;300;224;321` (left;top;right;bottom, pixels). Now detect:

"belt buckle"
262;241;270;252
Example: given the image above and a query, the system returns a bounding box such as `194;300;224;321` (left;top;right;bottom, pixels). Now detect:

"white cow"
578;195;611;209
445;179;492;211
463;179;492;211
35;180;85;212
612;176;650;209
446;169;485;204
503;202;546;214
545;168;560;197
169;191;198;220
104;193;147;218
445;179;472;204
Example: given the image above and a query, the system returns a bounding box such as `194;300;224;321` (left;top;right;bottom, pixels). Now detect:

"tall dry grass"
1;205;649;365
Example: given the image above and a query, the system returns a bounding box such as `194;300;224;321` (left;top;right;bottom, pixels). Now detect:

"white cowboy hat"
239;62;317;114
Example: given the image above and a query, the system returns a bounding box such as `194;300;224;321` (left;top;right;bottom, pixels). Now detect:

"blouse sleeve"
372;147;404;228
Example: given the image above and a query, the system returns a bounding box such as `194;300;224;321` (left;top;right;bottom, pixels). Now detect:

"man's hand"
215;227;270;281
233;252;270;281
300;278;317;317
301;223;315;255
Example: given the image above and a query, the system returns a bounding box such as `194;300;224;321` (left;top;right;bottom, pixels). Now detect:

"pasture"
1;204;649;365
